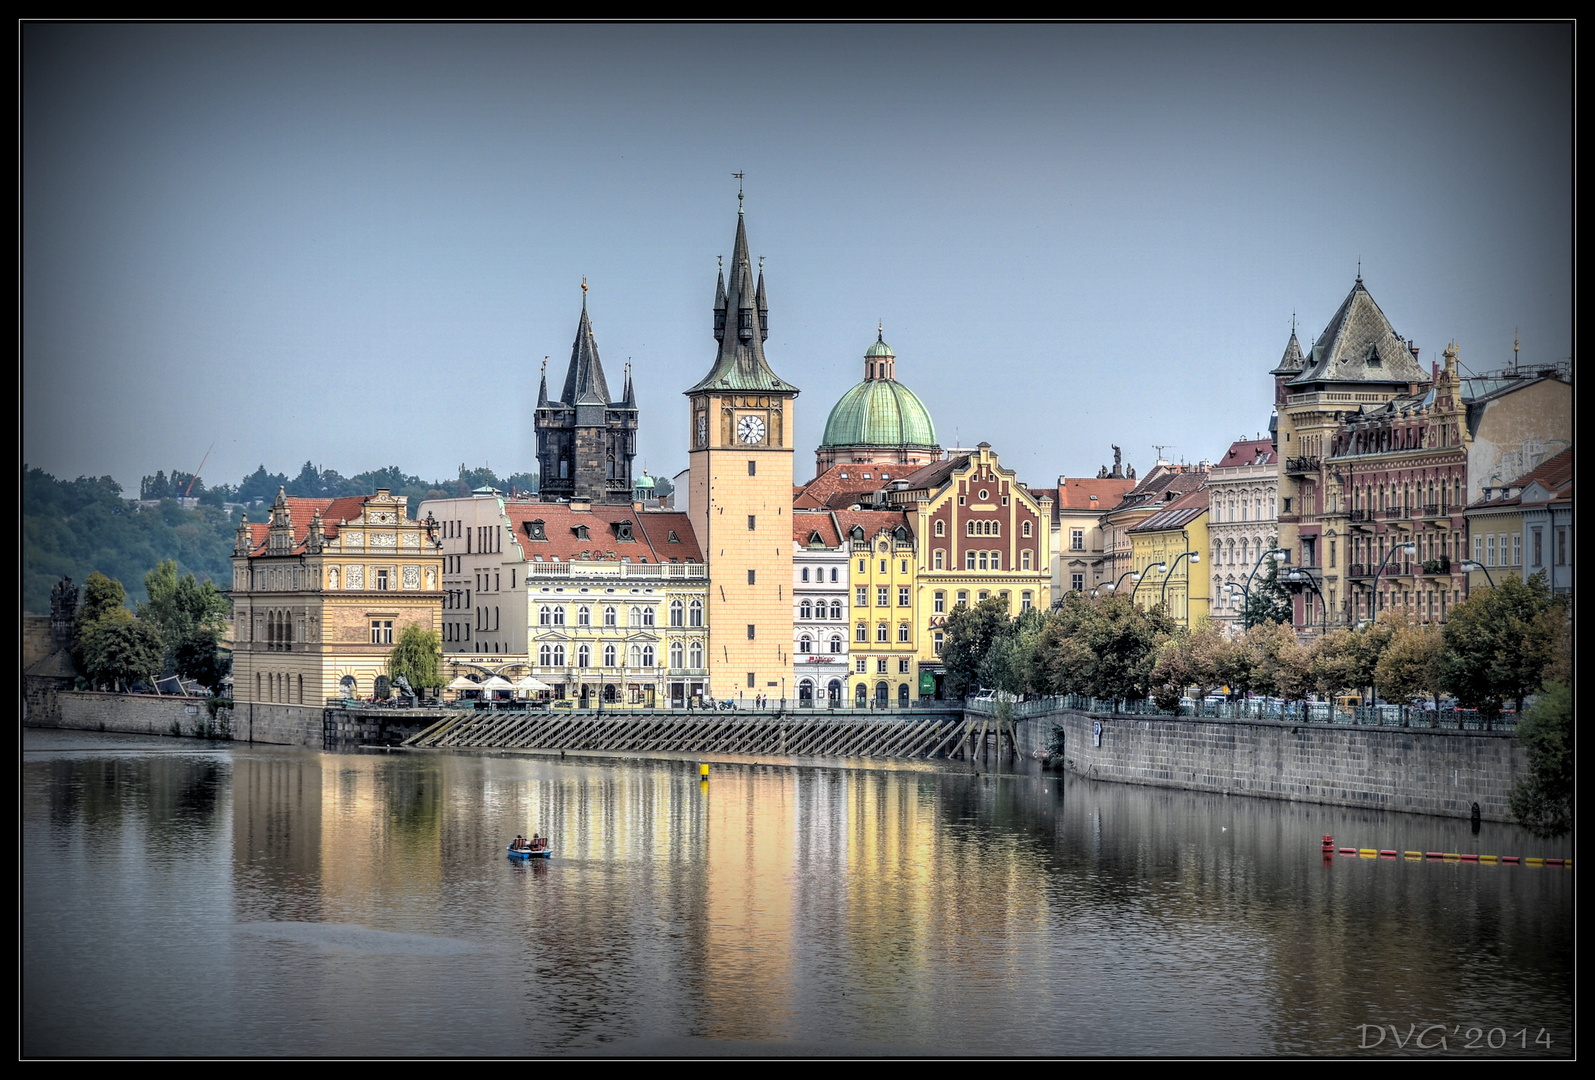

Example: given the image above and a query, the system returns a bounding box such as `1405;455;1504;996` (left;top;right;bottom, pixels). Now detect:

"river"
22;728;1573;1057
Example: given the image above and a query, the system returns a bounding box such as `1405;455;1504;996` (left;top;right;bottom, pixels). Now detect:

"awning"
446;676;481;690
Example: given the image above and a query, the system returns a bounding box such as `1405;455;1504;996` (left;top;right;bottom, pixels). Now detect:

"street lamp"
1283;568;1328;628
1082;570;1139;604
1241;548;1289;630
1457;559;1495;588
1160;551;1202;608
1373;541;1418;615
1130;564;1165;607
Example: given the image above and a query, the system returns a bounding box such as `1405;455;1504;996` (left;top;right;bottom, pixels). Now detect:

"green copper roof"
864;335;895;359
821;378;938;448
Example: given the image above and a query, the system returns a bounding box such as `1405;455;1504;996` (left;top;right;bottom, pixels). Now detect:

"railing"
525;560;706;578
1347;509;1374;523
968;693;1517;730
1284;456;1321;474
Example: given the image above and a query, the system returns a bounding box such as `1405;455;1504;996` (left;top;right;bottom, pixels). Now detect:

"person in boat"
530;832;543;851
512;834;529;852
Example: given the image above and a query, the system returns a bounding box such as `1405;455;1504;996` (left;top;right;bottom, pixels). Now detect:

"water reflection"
23;730;1572;1057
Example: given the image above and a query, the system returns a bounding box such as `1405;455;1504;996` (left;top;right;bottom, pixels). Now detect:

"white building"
792;511;851;707
1206;438;1279;632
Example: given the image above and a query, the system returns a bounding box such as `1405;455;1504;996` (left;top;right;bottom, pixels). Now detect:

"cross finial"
878;320;884;341
1356;258;1362;283
1291;311;1296;335
758;256;764;273
733;171;744;213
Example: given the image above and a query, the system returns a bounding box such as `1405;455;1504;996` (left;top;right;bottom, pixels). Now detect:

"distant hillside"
23;462;542;614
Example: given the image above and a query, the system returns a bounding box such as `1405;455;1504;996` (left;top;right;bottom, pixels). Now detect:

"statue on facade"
1126;463;1136;480
1109;445;1124;479
1096;464;1109;479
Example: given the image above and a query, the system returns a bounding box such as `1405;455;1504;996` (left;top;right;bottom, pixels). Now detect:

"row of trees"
73;562;231;694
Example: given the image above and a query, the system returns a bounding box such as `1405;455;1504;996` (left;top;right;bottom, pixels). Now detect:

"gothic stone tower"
535;286;639;504
686;203;800;701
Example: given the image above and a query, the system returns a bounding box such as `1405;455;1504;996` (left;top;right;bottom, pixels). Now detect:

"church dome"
821;377;938;449
864;335;895;359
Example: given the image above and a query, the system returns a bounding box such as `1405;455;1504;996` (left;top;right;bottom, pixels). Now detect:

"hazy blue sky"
23;23;1572;494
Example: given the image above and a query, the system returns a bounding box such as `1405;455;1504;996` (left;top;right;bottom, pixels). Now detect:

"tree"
1035;592;1171;710
77;571;128;627
1310;627;1361;703
1375;621;1446;722
941;596;1012;699
138;559;231;682
388;624;444;691
77;610;164;691
1442;573;1558;726
173;627;231;692
1508;682;1572;838
1150;619;1229;710
1243;553;1293;628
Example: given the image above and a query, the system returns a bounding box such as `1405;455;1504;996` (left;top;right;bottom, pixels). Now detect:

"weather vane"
733;171;744;211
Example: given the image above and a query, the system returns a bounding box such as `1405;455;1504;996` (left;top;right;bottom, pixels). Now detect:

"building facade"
1127;487;1210;626
1465;448;1572;598
792;511;850;707
231;488;443;704
1206;438;1278;632
685;205;800;703
1029;474;1136;601
836;509;918;707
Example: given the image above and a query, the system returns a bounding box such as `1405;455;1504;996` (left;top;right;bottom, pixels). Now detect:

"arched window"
604;643;616;666
670;599;684;626
629;645;641;667
856;683;868;706
875;681;889;706
552;644;565;666
856;622;867;642
670;640;684;668
830;601;843;620
830;635;842;654
876;622;888;642
689;641;703;668
801;567;810;581
899;683;909;706
629;606;642;627
577;644;590;668
689;600;703;627
643;606;654;627
800;635;812;653
604;606;617;627
539;644;552;665
800;601;812;619
539;605;552;625
642;645;654;667
577;606;591;626
935;520;945;536
966;521;975;536
898;622;909;642
1022;521;1031;537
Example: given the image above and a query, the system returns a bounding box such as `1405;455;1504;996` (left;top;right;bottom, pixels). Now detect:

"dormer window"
809;531;825;545
667;530;680;543
574;524;590;541
528;519;547;541
615;521;634;542
851;526;865;542
894;526;908;542
1366;344;1383;366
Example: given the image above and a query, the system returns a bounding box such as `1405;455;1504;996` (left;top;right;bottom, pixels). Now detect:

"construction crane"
183;443;215;498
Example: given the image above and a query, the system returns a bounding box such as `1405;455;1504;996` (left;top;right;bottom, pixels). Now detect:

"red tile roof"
1031;478;1137;518
1217;438;1277;467
832;508;914;544
794;463;918;509
1128;487;1210;533
501;503;703;564
793;511;843;547
244;495;388;557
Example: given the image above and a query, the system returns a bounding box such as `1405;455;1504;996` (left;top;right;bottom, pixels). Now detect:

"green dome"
633;473;655;489
864;336;895;359
821;378;938;449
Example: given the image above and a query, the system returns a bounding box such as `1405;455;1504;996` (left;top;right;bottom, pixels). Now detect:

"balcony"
1347;509;1374;525
525;560;706;579
1346;563;1371;579
1420;556;1451;575
1284;456;1321;475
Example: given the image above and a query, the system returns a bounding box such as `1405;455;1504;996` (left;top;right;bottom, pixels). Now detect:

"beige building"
686;207;800;703
1027;475;1135;600
1206;438;1279;632
230;488;443;704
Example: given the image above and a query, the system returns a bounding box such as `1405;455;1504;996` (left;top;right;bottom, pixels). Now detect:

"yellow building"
875;443;1052;699
1126;487;1210;627
686;205;800;703
836;509;918;708
230;487;443;704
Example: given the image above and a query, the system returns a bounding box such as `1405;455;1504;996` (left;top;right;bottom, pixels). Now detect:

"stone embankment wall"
30;691;323;748
1013;709;1526;822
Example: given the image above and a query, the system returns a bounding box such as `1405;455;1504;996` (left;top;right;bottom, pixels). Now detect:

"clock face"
737;415;766;445
696;414;707;446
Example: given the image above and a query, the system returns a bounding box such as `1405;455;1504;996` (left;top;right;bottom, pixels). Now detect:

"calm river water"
23;728;1573;1057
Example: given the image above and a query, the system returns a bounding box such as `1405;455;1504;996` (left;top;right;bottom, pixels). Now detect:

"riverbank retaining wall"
1012;708;1527;821
31;691;323;748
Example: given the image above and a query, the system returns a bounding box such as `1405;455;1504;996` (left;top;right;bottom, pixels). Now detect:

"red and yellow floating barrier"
1320;837;1569;867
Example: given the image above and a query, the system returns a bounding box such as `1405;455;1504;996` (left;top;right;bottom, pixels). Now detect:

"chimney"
570;499;591;512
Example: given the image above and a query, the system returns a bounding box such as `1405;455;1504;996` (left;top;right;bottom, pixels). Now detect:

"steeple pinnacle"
537;358;549;408
686;202;798;396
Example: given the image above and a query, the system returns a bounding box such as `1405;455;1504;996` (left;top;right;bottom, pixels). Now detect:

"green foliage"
76;608;164;690
1509;683;1572;838
941;596;1013;698
1375;620;1446;713
388;624;444;690
1243;554;1294;628
1035;592;1173;709
1442;572;1561;722
1149;619;1229;710
977;605;1049;696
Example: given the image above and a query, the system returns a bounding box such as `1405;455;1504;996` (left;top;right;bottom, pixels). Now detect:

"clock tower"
686;201;800;703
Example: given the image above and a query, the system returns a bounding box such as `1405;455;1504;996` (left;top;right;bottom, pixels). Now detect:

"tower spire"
686;200;798;395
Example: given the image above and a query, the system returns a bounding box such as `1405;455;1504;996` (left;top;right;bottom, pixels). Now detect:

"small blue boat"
507;840;552;860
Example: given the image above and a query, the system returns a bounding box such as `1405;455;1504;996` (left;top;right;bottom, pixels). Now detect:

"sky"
22;23;1573;496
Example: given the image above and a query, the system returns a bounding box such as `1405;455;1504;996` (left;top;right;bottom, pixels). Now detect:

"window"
577;644;591;668
552;644;565;666
748;672;756;688
857;587;869;606
801;568;810;582
898;622;910;642
933;631;944;654
1487;534;1497;567
375;568;391;591
670;599;684;626
370;620;393;644
643;606;655;627
830;601;843;620
747;624;756;640
689;641;703;668
1532;529;1543;567
540;605;552;626
1329;540;1337;569
935;520;945;536
898;586;910;606
642;645;654;667
1070;528;1083;551
879;560;887;574
856;622;867;642
934;550;944;569
801;601;813;619
966;551;977;569
830;635;842;654
604;606;617;627
1022;521;1032;538
878;587;889;606
934;591;945;613
876;622;888;642
877;658;888;674
800;635;812;653
1512;534;1521;566
1071;573;1084;592
831;568;839;582
578;605;591;627
956;591;968;607
748;460;757;476
540;644;552;666
1474;535;1483;563
748;515;756;531
855;658;867;673
670;641;684;668
1022;591;1033;611
858;559;866;573
604;643;616;666
1557;529;1567;565
1022;550;1032;570
629;606;642;627
900;560;908;574
899;658;910;674
748;570;757;586
690;600;703;627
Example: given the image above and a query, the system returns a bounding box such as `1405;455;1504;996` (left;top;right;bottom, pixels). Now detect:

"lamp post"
1160;551;1202;608
1241;548;1289;630
1283;568;1328;629
1130;564;1164;608
1457;559;1495;588
1084;570;1139;604
1373;541;1418;615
